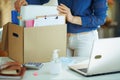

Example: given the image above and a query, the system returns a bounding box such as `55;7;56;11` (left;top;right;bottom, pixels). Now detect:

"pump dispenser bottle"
50;49;62;74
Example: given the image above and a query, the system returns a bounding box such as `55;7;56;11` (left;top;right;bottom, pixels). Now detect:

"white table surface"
0;57;120;80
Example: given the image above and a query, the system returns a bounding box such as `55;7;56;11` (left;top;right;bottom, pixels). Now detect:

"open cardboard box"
2;22;67;63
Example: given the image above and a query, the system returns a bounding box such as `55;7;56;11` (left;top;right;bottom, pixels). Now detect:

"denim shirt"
26;0;108;33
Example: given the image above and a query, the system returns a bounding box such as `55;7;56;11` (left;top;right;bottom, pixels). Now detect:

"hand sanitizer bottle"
50;49;62;74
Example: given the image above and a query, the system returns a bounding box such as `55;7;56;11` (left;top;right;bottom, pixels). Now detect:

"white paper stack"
34;15;65;27
20;5;59;26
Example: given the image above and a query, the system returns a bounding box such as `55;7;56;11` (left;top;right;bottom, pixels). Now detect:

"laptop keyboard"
78;68;87;73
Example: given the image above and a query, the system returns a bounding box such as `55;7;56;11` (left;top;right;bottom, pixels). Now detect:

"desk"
1;57;120;80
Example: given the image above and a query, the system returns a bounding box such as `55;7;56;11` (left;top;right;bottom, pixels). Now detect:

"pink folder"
25;20;34;28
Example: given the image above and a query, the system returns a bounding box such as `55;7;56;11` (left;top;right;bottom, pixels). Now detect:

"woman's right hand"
14;0;28;13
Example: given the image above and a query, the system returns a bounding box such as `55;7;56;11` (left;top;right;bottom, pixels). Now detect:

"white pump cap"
53;49;60;60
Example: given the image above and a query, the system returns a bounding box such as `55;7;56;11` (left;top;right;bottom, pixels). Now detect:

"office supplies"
25;19;34;28
20;5;59;26
0;67;26;79
34;15;65;27
0;62;21;75
69;37;120;76
0;62;26;79
11;10;19;25
20;5;58;20
23;62;43;70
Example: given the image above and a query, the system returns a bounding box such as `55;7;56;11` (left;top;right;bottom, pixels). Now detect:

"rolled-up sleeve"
81;0;108;28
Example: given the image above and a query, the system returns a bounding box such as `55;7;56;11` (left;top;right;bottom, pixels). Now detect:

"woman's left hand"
57;4;73;23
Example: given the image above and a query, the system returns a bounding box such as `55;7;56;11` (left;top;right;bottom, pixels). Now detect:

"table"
1;57;120;80
23;57;120;80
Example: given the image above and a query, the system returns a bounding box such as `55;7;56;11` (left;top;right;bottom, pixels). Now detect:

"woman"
14;0;108;58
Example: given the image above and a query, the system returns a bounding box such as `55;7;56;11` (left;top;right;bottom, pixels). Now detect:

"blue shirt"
26;0;108;33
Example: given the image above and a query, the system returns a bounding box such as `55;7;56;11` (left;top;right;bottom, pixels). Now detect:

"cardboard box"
0;11;1;27
5;22;66;63
1;23;8;52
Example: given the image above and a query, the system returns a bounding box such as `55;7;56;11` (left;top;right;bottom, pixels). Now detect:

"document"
20;5;59;26
34;15;65;27
20;5;59;20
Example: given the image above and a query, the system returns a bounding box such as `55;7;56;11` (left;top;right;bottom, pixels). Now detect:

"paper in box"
6;22;66;63
20;5;59;26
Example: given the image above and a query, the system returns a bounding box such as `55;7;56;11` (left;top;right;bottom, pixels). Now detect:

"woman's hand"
14;0;28;13
57;4;73;23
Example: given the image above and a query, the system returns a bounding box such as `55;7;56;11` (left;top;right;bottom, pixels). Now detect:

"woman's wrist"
68;15;74;23
70;16;82;25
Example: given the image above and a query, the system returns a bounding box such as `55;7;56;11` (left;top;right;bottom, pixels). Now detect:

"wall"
0;0;12;27
98;0;120;38
112;0;120;37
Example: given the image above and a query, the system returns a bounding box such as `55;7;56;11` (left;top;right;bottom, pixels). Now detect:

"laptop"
69;37;120;76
